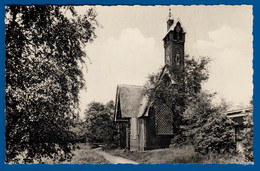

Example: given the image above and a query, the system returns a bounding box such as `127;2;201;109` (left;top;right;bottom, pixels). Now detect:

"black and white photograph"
5;5;253;164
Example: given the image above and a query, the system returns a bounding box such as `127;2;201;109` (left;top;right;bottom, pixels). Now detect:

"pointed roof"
114;84;151;121
167;17;186;33
174;17;186;32
114;65;178;121
158;65;177;85
114;85;147;121
163;17;186;41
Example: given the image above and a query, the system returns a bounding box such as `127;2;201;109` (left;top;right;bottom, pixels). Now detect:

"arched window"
179;30;183;41
176;53;180;65
173;31;177;40
174;22;183;41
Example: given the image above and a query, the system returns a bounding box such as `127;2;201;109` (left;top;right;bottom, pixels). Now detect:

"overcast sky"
76;5;253;118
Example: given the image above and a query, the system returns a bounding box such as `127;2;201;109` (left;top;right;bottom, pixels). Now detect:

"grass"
7;144;245;164
64;143;109;164
107;145;245;164
107;145;201;164
202;152;246;164
7;143;109;164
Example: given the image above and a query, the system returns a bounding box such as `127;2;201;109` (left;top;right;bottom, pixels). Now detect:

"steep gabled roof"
163;18;186;41
114;65;178;121
158;65;177;85
114;85;147;121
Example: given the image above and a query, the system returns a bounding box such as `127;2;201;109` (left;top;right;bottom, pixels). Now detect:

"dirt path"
93;148;138;164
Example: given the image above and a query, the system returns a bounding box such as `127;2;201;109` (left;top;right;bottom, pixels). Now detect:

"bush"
7;143;74;164
108;145;244;164
108;145;203;164
193;112;236;155
183;92;236;155
84;101;125;149
242;113;254;162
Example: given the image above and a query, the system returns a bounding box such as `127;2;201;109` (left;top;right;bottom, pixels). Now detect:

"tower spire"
169;7;172;18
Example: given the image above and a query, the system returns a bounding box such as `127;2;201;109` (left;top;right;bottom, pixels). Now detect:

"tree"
5;5;98;163
182;92;236;155
145;55;210;142
84;101;125;149
242;111;254;162
145;55;236;155
69;116;87;144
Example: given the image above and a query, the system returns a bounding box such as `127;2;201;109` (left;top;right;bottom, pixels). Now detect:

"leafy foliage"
5;5;98;163
69;117;87;143
145;55;236;155
108;145;243;164
242;112;254;162
84;101;125;149
183;92;236;155
145;55;210;141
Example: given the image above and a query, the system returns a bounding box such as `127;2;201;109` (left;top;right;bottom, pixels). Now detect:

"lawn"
6;143;109;164
107;145;245;164
64;143;109;164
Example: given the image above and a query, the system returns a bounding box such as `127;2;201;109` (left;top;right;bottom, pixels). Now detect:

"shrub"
84;101;125;149
108;145;244;164
242;113;254;162
183;92;236;155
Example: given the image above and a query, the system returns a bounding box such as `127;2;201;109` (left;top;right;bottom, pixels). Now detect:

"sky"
76;5;253;118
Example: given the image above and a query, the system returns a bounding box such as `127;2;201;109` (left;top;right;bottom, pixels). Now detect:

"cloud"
79;28;162;117
194;25;253;106
195;25;251;53
104;28;161;84
79;25;253;118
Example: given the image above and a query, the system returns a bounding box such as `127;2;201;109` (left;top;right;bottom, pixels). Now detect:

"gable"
114;85;147;121
114;65;178;121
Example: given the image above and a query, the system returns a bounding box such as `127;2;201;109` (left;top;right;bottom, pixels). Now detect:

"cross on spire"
169;7;172;18
167;7;174;31
167;7;173;21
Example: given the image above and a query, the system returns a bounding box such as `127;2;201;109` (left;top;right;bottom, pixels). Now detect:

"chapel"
114;9;186;151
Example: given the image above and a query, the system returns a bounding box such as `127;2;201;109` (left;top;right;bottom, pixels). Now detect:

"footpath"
93;148;138;164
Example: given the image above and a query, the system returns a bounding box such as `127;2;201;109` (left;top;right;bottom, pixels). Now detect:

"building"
225;107;253;153
114;10;186;151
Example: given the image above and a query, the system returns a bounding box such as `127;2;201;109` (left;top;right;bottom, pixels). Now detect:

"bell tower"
163;9;185;74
